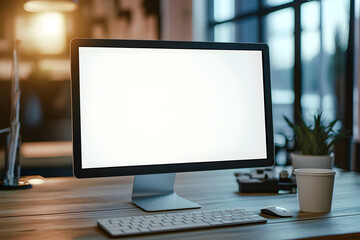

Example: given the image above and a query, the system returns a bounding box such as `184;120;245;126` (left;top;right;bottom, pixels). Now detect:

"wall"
160;0;192;41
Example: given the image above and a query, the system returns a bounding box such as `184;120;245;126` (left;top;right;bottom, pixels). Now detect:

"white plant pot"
291;153;334;170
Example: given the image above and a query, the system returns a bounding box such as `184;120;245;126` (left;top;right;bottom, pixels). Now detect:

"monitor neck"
132;173;201;212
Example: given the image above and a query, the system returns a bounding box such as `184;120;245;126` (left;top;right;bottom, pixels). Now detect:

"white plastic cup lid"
294;168;336;176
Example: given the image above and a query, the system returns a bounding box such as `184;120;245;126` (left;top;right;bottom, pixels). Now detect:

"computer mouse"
260;206;292;217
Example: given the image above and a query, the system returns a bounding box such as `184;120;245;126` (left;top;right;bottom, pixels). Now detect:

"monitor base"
131;173;201;212
0;180;32;190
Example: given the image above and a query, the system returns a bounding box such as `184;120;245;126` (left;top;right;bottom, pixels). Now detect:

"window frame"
208;0;356;170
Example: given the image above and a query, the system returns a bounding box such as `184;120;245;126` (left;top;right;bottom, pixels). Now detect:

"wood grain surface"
1;169;360;240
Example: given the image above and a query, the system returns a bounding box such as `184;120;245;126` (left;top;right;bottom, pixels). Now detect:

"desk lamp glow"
24;0;78;12
0;0;78;190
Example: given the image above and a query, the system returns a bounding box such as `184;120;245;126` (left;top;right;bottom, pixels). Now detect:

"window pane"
355;0;360;137
301;0;350;125
214;22;235;42
322;0;349;123
302;1;320;31
323;0;349;55
266;0;292;7
236;0;258;14
266;8;295;135
301;1;322;123
214;0;235;22
236;17;258;42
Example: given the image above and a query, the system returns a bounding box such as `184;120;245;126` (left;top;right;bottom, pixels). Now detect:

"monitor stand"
131;173;201;212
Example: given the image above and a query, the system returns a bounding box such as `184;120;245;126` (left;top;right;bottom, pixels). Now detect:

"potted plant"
284;112;348;170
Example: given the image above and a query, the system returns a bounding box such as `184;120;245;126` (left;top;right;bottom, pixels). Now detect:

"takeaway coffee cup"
294;168;336;213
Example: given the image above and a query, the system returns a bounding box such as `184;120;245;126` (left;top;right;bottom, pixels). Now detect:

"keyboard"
97;208;267;237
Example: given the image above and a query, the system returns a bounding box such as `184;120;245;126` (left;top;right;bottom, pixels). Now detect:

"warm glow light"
30;12;66;54
42;13;61;35
39;59;69;72
27;179;46;185
21;141;73;158
20;176;46;185
0;60;34;80
24;0;78;12
37;59;70;80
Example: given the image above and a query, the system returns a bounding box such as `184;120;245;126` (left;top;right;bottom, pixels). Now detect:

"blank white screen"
79;47;267;169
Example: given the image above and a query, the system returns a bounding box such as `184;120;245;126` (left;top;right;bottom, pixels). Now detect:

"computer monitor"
71;39;274;212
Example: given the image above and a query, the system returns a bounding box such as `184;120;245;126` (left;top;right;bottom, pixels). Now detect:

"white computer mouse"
260;206;292;217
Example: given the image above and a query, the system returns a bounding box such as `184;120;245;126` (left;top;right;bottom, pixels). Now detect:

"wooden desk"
1;169;360;240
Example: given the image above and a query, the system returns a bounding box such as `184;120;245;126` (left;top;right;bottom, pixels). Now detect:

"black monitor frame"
71;39;274;179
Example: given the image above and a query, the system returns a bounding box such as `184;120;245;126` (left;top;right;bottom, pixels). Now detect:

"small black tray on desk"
235;168;297;193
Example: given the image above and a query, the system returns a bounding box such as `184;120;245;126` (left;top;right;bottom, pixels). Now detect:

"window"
266;8;295;134
209;0;354;167
210;0;351;133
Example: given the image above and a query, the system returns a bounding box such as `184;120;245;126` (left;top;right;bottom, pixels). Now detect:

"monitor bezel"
71;39;274;178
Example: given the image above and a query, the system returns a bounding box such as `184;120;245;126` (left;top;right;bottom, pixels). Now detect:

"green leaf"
284;111;349;155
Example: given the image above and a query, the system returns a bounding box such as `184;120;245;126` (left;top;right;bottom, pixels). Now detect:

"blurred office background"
0;0;359;176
